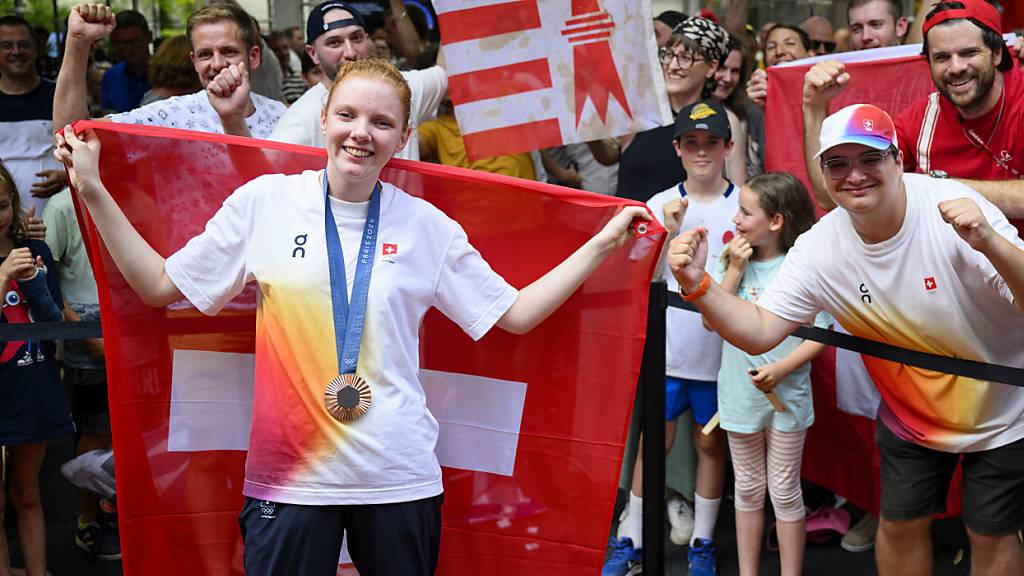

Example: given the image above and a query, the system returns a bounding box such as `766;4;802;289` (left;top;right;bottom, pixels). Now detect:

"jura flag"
70;121;665;575
435;0;671;160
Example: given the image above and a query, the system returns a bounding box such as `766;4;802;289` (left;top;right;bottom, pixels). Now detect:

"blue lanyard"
323;171;381;376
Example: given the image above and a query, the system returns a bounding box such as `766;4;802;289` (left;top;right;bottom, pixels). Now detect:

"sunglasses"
811;40;837;53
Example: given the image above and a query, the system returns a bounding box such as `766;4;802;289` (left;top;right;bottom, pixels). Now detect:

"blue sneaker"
602;536;641;576
687;538;717;575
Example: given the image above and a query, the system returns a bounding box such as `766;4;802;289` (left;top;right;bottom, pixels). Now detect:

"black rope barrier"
665;291;1024;387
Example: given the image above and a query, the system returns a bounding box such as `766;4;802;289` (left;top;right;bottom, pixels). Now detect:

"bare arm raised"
54;126;183;307
802;60;850;212
669;227;799;354
496;206;652;334
939;197;1024;311
53;3;115;129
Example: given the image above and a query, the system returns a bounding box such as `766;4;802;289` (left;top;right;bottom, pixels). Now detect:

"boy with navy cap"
604;100;737;576
269;0;446;161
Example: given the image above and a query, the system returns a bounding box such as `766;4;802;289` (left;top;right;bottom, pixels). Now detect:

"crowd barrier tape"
2;293;1021;388
665;290;1023;387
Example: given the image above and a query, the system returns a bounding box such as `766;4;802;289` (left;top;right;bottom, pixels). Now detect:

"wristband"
680;272;711;302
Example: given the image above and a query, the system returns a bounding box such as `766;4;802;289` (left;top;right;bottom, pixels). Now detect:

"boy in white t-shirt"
669;104;1024;576
605;100;736;576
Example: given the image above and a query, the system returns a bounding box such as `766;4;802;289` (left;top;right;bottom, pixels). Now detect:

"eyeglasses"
811;40;837;53
820;149;892;180
0;41;32;53
658;48;702;68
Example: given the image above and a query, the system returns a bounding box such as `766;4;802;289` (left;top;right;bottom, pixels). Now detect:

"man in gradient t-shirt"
668;104;1024;576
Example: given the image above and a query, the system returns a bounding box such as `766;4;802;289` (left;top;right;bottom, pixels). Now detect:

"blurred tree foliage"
2;0;199;37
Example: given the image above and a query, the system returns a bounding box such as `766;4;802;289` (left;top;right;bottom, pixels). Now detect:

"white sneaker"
666;495;694;546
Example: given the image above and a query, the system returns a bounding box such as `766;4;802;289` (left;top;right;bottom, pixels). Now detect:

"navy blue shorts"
238;494;443;575
665;376;717;425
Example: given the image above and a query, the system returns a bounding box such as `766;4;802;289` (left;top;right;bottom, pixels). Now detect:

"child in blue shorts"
605;100;738;576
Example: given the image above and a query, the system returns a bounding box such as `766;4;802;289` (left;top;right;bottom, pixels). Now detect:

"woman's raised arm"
55;125;183;307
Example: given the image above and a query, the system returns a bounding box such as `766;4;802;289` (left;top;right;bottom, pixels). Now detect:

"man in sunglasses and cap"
803;0;1024;230
672;102;1024;576
268;0;445;161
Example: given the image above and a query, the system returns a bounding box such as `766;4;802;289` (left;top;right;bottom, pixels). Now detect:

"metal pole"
641;281;667;575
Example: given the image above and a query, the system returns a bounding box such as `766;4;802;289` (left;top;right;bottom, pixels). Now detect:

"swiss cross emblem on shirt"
382;243;398;256
924;277;937;291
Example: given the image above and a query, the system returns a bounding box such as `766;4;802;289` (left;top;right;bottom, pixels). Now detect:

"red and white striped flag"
435;0;671;160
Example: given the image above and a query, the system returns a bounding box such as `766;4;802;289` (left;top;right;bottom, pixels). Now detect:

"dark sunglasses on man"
811;39;837;54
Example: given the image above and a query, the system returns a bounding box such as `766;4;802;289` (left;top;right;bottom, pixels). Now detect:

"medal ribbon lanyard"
324;170;381;376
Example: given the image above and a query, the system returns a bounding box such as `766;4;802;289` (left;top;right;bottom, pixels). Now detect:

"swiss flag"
382;242;398;256
924;276;937;291
71;121;664;576
434;0;671;160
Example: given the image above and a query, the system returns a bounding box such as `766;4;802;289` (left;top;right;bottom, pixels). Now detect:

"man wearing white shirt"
0;16;65;216
54;3;285;139
268;1;446;161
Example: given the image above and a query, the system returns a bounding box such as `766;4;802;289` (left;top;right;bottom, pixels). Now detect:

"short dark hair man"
847;0;907;50
0;15;66;213
802;0;1024;226
101;10;152;112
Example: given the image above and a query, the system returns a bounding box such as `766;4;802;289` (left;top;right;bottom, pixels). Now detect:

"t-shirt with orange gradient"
758;174;1024;453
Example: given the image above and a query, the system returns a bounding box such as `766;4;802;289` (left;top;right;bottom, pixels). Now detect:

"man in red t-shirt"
802;0;1023;232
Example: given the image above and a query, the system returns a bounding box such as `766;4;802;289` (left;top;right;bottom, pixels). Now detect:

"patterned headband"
673;16;729;63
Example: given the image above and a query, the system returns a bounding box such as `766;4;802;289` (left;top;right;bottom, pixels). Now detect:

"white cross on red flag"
434;0;670;160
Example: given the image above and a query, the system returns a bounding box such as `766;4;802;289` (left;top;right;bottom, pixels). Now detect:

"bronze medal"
325;373;372;422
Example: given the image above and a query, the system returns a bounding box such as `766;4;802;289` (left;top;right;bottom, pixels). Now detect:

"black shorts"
877;421;1024;535
238;494;443;576
64;366;111;436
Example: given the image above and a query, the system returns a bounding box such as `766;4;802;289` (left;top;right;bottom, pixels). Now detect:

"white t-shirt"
647;181;738;381
0;118;62;216
713;255;831;433
759;173;1024;453
268;66;448;161
109;90;286;139
165;171;518;505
